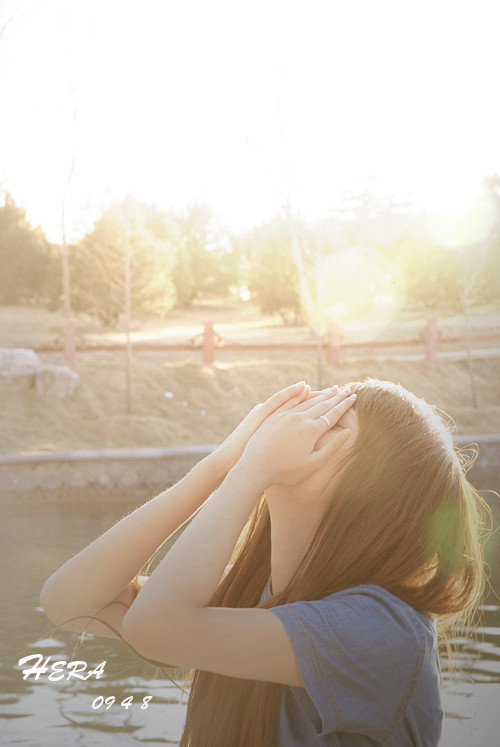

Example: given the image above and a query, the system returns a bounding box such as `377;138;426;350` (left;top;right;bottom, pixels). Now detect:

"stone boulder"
35;364;79;398
0;348;42;390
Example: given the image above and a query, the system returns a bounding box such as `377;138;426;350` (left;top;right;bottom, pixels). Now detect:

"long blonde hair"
180;380;491;746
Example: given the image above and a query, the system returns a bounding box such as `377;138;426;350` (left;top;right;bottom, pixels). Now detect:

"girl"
40;380;488;746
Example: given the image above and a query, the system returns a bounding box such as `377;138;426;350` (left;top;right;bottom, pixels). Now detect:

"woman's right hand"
209;381;313;475
236;386;356;489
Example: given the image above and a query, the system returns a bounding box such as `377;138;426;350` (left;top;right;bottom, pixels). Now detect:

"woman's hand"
209;381;313;474
238;387;357;489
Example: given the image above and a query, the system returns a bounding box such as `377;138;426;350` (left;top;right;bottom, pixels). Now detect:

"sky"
0;0;499;242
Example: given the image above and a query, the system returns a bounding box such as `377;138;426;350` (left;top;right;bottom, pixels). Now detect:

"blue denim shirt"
266;584;443;746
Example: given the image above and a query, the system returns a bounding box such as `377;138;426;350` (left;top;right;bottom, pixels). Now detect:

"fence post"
63;318;76;367
203;321;215;363
326;321;341;366
424;315;438;364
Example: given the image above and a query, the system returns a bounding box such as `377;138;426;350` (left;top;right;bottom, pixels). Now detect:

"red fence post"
326;321;341;366
203;320;215;363
424;315;438;364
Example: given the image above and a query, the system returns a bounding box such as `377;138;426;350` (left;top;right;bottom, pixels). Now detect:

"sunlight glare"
424;182;498;249
1;1;499;246
301;246;406;340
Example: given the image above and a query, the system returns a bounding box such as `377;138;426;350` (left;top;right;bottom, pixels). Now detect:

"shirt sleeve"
269;585;429;739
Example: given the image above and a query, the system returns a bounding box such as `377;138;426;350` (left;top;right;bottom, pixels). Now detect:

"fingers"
311;416;353;460
260;381;351;423
294;385;339;412
261;381;310;416
320;393;357;430
319;425;353;455
307;387;353;420
307;385;339;399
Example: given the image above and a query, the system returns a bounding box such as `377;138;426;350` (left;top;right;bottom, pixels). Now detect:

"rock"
0;348;42;390
0;349;79;397
35;364;79;398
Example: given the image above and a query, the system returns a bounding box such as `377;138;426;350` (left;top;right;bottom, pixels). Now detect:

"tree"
320;191;468;313
0;193;61;305
71;197;178;324
172;203;236;306
235;214;303;322
396;235;462;310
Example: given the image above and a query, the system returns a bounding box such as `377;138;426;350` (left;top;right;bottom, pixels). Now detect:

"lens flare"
298;245;406;341
425;189;498;249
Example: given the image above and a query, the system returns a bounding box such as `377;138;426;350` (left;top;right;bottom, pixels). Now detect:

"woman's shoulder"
270;583;441;741
269;582;433;625
321;584;434;646
270;583;436;666
322;583;434;631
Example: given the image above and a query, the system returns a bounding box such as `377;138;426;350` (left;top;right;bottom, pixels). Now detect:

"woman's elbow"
39;577;89;628
39;580;63;625
122;606;183;664
123;606;157;654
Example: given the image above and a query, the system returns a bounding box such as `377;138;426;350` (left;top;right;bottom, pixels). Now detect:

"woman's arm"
39;454;227;636
122;388;356;685
53;581;141;638
40;382;310;637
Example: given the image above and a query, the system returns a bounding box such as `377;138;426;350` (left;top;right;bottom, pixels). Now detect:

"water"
1;489;499;746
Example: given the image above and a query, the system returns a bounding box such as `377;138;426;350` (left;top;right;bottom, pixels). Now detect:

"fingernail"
343;387;351;395
342;429;351;440
350;392;357;399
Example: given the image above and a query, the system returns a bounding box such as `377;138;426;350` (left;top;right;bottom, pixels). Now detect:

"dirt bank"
1;304;499;453
1;348;498;453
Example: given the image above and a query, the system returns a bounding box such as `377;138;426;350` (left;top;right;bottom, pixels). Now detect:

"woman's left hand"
209;381;312;474
238;387;357;489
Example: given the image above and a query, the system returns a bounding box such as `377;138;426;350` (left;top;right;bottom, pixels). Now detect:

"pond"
1;486;499;746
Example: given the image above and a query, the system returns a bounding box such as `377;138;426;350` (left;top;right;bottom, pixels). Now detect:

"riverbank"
1;304;499;454
1;351;499;454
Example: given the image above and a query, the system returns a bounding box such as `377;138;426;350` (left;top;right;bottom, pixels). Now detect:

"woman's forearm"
123;461;264;646
40;453;226;626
